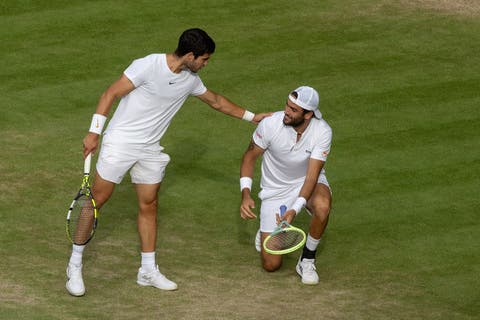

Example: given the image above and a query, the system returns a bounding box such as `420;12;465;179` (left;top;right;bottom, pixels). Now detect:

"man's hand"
240;194;257;220
251;112;273;124
276;209;296;225
83;132;100;158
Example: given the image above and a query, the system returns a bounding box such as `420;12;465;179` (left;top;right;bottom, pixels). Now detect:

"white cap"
288;86;321;119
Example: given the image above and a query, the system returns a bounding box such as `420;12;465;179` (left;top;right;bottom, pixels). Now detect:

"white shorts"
259;173;330;232
96;137;170;184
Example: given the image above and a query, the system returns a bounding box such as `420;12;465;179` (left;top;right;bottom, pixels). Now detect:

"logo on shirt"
255;132;263;139
168;81;176;85
305;149;312;154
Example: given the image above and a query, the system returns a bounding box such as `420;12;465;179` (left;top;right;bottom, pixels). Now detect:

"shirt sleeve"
190;75;207;96
123;55;155;88
252;118;269;150
311;126;332;162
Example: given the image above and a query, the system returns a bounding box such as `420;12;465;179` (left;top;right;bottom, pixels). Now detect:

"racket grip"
84;153;92;174
280;205;287;217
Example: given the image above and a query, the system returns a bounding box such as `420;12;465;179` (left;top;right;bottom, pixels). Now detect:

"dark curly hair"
174;28;215;58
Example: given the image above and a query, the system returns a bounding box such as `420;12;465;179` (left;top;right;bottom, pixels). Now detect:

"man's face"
186;53;211;73
283;99;308;127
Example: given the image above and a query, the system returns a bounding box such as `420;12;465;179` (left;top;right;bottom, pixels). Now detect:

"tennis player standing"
66;28;270;296
239;86;332;285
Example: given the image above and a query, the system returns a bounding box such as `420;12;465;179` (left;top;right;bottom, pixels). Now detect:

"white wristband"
240;177;253;191
242;110;255;122
89;114;107;135
291;197;307;215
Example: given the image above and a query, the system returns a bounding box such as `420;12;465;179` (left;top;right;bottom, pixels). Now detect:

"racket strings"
265;229;304;251
71;197;95;245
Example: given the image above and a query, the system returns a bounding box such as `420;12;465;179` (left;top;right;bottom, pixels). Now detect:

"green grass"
1;1;479;319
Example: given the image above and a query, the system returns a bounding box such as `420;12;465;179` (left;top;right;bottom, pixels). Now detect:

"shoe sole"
66;283;85;297
136;280;178;291
255;229;261;252
301;279;319;285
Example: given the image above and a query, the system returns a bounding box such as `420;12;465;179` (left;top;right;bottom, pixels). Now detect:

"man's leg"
260;232;283;272
134;183;161;253
134;183;177;290
258;199;287;272
66;173;116;296
91;172;117;209
296;183;331;285
306;183;331;240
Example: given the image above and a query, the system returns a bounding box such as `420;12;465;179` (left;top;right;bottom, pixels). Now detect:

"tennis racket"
263;205;306;255
66;153;98;245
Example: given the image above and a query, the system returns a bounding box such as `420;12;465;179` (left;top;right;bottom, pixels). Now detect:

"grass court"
1;1;479;319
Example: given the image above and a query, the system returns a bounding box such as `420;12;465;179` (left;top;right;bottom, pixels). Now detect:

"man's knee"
138;198;158;213
308;198;331;222
262;259;282;272
92;176;116;209
135;183;161;214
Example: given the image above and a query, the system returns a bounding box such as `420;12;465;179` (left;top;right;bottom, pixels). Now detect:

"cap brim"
289;94;322;119
313;109;322;119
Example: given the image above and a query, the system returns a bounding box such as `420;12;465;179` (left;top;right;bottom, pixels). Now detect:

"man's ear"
304;110;314;120
184;52;195;61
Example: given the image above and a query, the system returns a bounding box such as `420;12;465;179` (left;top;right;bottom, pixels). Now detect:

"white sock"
305;234;321;252
141;252;156;272
69;244;85;266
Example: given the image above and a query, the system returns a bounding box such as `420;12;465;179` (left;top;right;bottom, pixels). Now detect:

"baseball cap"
288;86;322;119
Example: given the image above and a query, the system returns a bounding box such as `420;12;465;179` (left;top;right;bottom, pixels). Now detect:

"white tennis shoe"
66;263;85;296
255;229;261;252
296;258;319;285
137;265;178;291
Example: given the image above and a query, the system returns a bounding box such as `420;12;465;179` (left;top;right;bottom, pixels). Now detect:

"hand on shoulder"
252;112;274;124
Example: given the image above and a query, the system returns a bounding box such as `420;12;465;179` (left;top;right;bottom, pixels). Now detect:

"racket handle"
280;205;287;217
84;153;92;174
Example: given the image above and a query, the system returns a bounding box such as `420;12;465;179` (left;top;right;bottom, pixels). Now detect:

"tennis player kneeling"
239;86;332;285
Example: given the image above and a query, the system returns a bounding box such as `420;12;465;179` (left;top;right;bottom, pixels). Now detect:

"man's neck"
166;53;185;74
294;118;311;136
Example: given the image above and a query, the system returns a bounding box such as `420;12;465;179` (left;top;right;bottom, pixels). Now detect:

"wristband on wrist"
89;114;107;135
240;177;253;192
291;197;307;215
242;110;255;122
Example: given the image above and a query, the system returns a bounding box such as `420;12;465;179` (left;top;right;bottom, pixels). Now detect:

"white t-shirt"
253;111;332;200
104;54;207;145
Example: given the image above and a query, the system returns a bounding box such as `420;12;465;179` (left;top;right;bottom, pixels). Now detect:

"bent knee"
308;201;331;220
263;263;281;272
262;259;282;272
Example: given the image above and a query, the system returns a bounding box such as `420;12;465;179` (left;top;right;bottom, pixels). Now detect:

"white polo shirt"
104;54;207;145
253;111;332;200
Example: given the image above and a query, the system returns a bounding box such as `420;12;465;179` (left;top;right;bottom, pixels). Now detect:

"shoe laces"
143;265;164;279
69;263;82;271
301;259;316;273
68;264;82;279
